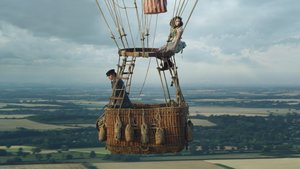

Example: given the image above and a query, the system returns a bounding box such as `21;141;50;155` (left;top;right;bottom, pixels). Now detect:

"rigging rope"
173;0;178;17
183;0;199;30
122;0;135;47
138;14;159;96
111;0;126;48
122;0;136;48
179;0;189;16
156;59;169;104
134;0;144;48
96;0;199;103
176;0;186;16
116;1;129;47
95;0;120;49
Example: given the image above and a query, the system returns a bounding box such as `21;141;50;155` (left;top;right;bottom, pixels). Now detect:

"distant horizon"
0;81;299;89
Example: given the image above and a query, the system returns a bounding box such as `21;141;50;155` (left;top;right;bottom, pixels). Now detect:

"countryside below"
0;84;300;169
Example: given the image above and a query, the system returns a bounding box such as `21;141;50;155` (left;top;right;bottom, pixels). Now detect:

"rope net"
96;0;198;50
95;0;198;154
95;0;198;105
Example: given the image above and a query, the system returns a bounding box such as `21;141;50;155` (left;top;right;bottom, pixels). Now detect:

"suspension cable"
138;14;159;96
122;0;136;48
156;59;169;104
173;0;178;17
151;15;159;47
134;0;144;48
177;0;187;16
104;0;118;27
183;0;199;30
115;0;131;48
179;0;189;16
110;0;126;48
95;0;120;49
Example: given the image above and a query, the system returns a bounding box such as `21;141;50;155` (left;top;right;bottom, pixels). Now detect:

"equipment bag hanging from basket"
144;0;167;14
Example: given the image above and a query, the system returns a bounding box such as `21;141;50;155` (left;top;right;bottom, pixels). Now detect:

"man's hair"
106;69;116;76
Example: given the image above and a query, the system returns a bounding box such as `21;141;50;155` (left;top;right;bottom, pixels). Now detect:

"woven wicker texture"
104;103;189;154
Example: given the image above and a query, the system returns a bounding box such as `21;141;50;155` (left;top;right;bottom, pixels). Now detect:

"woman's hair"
169;16;183;28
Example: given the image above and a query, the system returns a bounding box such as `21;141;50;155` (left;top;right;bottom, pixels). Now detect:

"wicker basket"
101;103;189;154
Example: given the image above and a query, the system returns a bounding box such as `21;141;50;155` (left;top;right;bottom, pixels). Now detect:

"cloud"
0;0;300;86
0;21;116;84
0;0;109;45
187;0;300;53
0;21;115;65
179;42;300;86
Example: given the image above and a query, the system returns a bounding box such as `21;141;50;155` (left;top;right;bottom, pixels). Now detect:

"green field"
0;119;77;131
0;158;300;169
0;100;104;111
0;145;35;152
0;114;33;119
7;103;61;107
0;163;86;169
206;158;300;169
70;147;109;155
191;119;216;127
0;103;6;108
93;160;224;169
189;106;299;116
57;100;107;106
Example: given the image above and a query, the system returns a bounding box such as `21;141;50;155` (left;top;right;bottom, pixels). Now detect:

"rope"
144;15;150;47
111;0;126;48
183;0;199;31
178;0;187;16
151;15;159;47
139;58;151;96
179;0;189;16
116;0;130;48
162;69;171;102
115;0;129;47
173;0;178;17
122;0;136;48
128;111;131;124
141;5;146;47
97;0;199;105
134;0;144;48
155;111;162;128
138;15;159;96
142;110;146;124
104;0;118;26
171;54;186;104
156;59;169;104
95;0;120;49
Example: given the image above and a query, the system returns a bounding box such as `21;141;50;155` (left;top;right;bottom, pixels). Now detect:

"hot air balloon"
96;0;198;154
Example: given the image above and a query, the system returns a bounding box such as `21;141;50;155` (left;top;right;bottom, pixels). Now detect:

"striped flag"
144;0;167;14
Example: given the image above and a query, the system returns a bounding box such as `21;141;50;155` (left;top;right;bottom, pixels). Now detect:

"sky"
0;0;299;87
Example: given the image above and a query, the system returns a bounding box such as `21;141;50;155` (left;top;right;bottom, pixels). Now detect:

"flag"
144;0;167;14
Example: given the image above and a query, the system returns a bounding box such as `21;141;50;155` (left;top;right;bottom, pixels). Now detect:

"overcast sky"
0;0;299;87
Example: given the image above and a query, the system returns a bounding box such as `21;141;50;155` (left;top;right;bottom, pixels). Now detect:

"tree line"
190;113;300;155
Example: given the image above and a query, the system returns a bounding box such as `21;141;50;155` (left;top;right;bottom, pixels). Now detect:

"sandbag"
125;123;134;142
187;120;193;142
155;127;165;145
114;115;122;141
141;123;149;144
98;124;106;142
